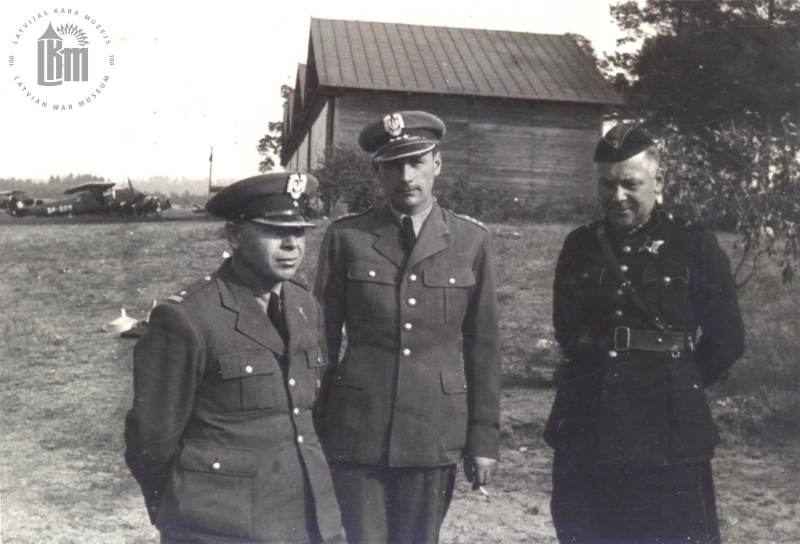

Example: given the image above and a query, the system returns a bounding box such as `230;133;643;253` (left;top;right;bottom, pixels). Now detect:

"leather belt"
578;326;695;353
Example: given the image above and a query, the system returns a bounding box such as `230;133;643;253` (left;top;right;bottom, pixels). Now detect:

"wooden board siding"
328;90;603;198
308;100;329;169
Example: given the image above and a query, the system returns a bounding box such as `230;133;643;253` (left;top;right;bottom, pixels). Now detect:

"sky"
0;1;623;183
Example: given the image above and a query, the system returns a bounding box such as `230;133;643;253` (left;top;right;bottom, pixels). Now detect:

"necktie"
402;216;416;254
267;291;287;345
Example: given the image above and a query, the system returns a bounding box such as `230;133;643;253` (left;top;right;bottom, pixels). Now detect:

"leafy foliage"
257;85;293;173
660;115;800;287
310;144;381;215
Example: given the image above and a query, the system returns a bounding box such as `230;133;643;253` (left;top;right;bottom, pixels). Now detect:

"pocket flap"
667;360;703;391
441;368;468;394
424;268;476;288
218;351;277;380
180;441;257;477
578;265;604;285
348;263;398;285
643;261;689;284
305;346;325;368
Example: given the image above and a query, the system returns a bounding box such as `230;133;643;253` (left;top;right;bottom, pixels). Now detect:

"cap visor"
373;141;436;163
249;217;316;228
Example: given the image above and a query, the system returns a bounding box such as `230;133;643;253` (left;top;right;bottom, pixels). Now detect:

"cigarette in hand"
479;486;489;497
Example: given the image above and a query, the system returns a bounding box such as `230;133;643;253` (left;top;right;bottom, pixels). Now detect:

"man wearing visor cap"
315;111;501;543
125;172;346;544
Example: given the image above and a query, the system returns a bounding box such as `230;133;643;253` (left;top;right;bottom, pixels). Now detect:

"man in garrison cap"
544;124;745;543
124;173;346;544
314;111;501;543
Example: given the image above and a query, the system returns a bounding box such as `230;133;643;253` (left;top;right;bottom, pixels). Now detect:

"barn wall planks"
292;90;604;199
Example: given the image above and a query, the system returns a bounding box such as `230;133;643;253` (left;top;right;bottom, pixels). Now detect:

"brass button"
664;276;671;283
317;379;321;388
317;356;322;364
608;350;618;358
212;462;221;471
615;310;623;316
288;378;296;387
404;323;413;331
409;274;418;282
297;435;304;444
245;365;253;374
462;384;467;390
204;275;211;281
657;337;663;343
616;289;624;296
448;278;456;285
581;273;589;280
293;407;300;415
622;246;631;253
180;291;187;296
620;265;628;272
368;270;376;277
402;348;411;357
407;298;417;306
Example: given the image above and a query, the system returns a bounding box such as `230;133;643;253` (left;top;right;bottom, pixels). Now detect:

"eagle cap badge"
286;173;307;200
383;113;405;138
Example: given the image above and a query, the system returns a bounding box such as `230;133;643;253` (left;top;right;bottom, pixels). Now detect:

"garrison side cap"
205;172;318;227
359;111;446;163
594;123;656;163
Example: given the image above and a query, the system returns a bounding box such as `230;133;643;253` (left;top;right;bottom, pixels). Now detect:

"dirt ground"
1;213;798;543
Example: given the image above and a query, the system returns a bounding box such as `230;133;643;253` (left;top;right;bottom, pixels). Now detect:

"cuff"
465;422;500;460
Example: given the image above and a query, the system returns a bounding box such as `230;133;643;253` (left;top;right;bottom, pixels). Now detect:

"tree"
608;0;800;132
257;85;293;172
310;144;380;215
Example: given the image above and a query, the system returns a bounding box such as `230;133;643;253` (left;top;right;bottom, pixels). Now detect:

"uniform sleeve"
313;225;347;437
692;231;745;387
123;303;205;523
552;231;581;359
462;230;501;460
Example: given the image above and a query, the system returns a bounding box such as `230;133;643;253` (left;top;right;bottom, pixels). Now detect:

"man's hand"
463;456;498;490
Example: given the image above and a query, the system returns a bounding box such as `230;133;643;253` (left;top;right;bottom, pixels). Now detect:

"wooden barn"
281;18;623;199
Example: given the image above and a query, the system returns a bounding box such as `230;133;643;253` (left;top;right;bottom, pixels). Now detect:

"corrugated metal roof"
309;18;623;105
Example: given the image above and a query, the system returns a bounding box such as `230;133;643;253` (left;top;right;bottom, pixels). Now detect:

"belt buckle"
614;327;630;351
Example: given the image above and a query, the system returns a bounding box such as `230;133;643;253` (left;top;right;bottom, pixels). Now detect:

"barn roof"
308;18;622;106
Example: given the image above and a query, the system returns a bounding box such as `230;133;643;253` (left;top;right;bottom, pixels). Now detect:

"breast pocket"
218;351;279;413
642;261;690;320
423;268;476;323
347;262;399;322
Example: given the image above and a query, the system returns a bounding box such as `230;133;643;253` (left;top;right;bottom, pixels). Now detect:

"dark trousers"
551;451;721;544
328;461;457;544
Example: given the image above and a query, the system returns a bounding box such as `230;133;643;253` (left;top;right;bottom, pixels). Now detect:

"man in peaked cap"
544;124;745;543
314;111;501;544
124;173;346;544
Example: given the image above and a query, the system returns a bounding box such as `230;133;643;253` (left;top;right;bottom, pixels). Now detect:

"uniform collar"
388;199;434;236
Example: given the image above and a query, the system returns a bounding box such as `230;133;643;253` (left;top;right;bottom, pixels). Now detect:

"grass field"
1;210;798;543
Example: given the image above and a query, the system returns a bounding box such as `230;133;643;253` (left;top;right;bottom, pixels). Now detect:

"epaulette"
166;273;215;304
332;207;372;223
447;209;488;231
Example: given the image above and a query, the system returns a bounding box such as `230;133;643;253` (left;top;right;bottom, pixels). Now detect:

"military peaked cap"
594;123;656;163
206;172;318;227
359;111;446;163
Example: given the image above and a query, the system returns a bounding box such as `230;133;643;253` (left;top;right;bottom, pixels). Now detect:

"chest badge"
641;238;665;255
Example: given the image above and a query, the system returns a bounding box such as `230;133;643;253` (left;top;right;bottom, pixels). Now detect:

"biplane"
9;179;170;218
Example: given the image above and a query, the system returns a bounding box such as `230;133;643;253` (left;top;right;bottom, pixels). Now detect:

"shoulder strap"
596;226;669;332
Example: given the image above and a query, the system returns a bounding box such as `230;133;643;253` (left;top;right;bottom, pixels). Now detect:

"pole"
208;147;213;196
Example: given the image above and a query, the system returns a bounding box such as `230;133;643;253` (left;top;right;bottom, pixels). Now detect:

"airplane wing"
63;182;116;195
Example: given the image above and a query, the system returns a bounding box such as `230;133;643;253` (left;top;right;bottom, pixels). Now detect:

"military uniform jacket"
544;211;745;466
124;260;345;543
314;202;501;467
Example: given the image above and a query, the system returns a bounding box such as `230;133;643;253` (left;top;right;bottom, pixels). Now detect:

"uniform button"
180;291;187;296
608;350;618;358
368;270;376;277
409;274;418;282
317;356;323;364
657;337;663;343
316;379;321;388
245;365;253;374
664;276;671;283
581;273;589;280
407;298;417;306
462;384;467;390
293;407;300;415
620;265;628;272
615;310;623;316
297;435;304;444
204;275;212;281
616;289;624;296
402;348;411;357
448;278;456;285
693;384;699;389
622;246;631;253
288;378;296;387
404;323;413;331
212;462;221;471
